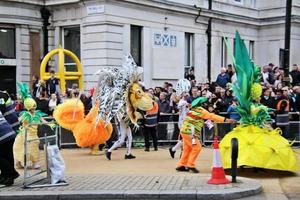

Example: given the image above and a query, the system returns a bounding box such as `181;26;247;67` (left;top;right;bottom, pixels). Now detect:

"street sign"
0;59;16;66
87;5;105;15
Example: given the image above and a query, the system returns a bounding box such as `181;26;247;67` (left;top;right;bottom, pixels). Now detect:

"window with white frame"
249;40;254;60
221;37;228;67
184;33;194;67
233;38;236;57
62;26;80;72
62;26;80;90
130;25;142;66
0;27;15;59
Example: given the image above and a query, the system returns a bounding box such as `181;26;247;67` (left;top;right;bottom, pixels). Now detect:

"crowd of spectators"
13;69;93;116
10;64;300;139
152;63;300;119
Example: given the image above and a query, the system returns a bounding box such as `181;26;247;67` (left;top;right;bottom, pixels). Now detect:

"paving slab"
0;174;261;200
0;148;299;200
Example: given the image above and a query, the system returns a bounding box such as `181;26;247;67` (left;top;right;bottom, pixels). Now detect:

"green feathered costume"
219;31;298;172
13;82;47;167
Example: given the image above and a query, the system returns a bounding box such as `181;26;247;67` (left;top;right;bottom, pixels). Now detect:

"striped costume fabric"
0;91;19;144
0;111;15;144
180;107;225;137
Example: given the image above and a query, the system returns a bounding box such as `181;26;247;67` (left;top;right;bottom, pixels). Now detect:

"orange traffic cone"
207;136;230;184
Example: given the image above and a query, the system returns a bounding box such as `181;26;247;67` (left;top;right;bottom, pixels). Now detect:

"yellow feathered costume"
54;99;112;148
219;32;298;172
220;125;298;171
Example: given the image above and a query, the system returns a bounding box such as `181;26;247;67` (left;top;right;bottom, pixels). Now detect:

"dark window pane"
130;25;142;66
0;28;15;58
184;33;194;67
63;27;80;65
185;33;191;66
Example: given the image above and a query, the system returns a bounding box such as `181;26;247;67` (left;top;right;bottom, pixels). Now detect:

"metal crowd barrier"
56;112;300;148
59;128;77;148
201;122;239;146
23;121;68;188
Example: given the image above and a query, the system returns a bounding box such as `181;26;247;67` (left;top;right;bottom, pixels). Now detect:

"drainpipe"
40;6;51;70
207;0;212;83
206;18;212;83
195;1;212;83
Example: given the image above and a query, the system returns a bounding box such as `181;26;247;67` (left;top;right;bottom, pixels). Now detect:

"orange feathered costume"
53;99;112;148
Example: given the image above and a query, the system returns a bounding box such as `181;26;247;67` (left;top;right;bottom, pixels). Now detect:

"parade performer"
176;97;235;173
13;83;47;169
94;55;154;159
169;79;191;158
53;55;154;157
0;91;20;186
219;31;299;171
54;99;113;150
105;113;135;160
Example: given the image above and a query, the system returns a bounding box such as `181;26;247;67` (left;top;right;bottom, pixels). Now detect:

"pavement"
0;147;299;200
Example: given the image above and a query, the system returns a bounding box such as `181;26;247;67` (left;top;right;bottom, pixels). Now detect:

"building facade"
0;0;300;94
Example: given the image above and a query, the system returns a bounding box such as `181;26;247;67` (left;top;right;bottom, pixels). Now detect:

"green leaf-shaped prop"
224;31;269;127
17;82;32;101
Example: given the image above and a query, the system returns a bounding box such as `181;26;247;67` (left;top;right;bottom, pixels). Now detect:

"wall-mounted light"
0;29;8;33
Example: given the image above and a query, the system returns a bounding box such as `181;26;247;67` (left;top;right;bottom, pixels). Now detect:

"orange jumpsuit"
177;107;225;168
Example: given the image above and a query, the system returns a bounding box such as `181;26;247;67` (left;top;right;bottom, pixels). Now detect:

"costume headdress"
175;79;191;97
17;82;47;124
224;32;270;127
17;82;36;111
191;97;208;108
219;31;298;172
94;54;153;126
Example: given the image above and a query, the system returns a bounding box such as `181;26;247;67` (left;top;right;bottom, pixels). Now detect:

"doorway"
0;66;16;95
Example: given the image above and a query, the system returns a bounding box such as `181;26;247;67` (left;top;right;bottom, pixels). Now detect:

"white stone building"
0;0;299;94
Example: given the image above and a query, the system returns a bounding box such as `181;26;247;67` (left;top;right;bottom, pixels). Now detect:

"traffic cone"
207;136;230;184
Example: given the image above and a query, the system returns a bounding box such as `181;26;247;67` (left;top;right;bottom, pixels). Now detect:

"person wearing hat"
0;91;20;186
13;83;48;169
176;97;236;173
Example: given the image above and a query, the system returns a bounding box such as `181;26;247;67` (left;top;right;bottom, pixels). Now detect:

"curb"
0;177;262;200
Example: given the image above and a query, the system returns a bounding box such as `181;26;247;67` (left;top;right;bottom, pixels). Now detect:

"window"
184;33;194;79
233;38;236;57
130;25;142;66
184;33;194;67
62;26;80;89
62;26;80;72
0;28;15;59
249;40;254;60
234;0;243;4
221;37;228;67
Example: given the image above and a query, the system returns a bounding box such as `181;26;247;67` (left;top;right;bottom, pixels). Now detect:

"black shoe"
154;147;158;151
189;167;200;173
169;147;175;158
176;166;189;172
125;154;136;159
12;173;20;180
0;173;19;185
105;151;111;160
144;148;150;152
0;176;6;184
1;177;14;186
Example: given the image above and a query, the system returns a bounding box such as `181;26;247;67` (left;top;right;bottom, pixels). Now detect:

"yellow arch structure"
40;46;83;93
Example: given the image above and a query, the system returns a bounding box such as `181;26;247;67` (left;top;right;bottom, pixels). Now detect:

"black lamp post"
283;0;292;87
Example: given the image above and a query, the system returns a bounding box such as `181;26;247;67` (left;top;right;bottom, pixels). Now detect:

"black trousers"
143;126;158;149
0;138;19;178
